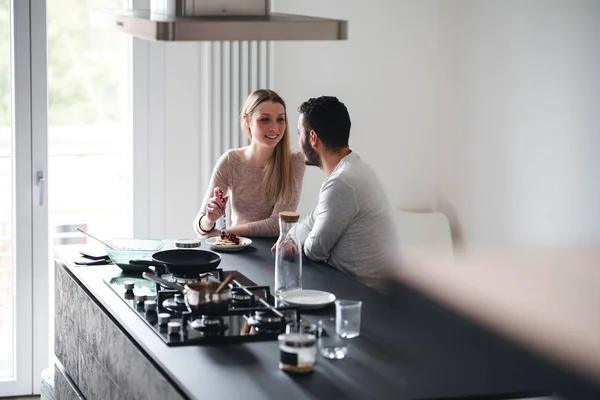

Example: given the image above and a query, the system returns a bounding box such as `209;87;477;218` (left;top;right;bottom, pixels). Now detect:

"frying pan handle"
141;271;184;291
129;258;169;275
129;259;160;267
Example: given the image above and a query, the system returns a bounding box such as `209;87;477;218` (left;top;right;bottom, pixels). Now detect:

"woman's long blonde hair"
241;89;293;206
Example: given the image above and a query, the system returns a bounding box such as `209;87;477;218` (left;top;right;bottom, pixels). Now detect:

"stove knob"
123;280;135;292
158;313;171;325
144;300;156;312
135;294;147;303
167;321;181;335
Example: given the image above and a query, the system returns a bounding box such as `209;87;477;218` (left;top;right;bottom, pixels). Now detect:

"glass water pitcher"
274;211;302;295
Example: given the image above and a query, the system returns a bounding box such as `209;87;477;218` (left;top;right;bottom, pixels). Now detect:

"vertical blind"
198;41;271;217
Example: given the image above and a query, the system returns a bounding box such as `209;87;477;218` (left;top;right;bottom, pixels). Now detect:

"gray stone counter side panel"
55;261;80;325
78;341;126;400
55;263;80;385
55;313;78;386
55;365;82;400
78;277;185;400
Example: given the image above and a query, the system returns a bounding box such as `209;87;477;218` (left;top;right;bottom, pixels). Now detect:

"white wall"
137;41;270;240
145;0;600;251
134;41;204;239
271;0;439;218
437;0;600;250
145;0;440;238
162;44;204;237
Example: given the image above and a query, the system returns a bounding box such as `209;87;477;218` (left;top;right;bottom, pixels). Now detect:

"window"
0;1;134;394
47;0;132;244
0;0;13;380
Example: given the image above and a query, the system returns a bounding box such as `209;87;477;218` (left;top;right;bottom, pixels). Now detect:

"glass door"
0;0;44;396
1;0;132;396
47;0;132;248
0;0;19;392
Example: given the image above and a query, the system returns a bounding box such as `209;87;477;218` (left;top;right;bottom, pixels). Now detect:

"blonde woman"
194;89;306;238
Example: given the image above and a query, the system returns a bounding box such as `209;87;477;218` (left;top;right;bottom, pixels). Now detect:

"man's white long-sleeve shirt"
296;152;398;290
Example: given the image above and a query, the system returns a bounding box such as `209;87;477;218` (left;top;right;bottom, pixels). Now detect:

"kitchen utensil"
80;250;110;260
105;238;166;273
215;274;236;293
278;322;317;373
129;249;221;276
142;271;231;315
278;289;336;309
185;281;231;315
205;236;252;252
174;238;202;249
317;317;348;360
218;188;227;236
275;212;302;295
335;300;362;338
74;258;112;266
142;271;184;291
77;228;114;249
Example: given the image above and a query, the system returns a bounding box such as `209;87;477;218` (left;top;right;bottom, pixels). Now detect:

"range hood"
91;0;348;41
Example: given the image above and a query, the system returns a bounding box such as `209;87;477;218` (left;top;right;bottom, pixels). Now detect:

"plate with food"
205;233;252;251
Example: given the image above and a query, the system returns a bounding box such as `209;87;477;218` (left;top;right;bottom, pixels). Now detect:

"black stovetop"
104;269;299;346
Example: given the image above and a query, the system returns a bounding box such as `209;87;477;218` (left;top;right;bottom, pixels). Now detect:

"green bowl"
105;238;165;273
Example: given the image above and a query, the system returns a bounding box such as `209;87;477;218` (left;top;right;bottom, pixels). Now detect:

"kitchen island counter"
53;238;593;400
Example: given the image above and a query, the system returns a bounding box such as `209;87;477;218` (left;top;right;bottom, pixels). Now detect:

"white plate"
278;289;336;309
205;236;252;251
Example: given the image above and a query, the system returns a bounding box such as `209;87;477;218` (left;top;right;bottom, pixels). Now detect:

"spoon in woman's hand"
218;188;227;236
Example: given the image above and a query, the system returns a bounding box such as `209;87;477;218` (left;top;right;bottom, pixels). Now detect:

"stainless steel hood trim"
172;0;270;16
91;9;348;41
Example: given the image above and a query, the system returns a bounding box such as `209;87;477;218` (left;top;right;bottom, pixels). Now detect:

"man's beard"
302;139;322;167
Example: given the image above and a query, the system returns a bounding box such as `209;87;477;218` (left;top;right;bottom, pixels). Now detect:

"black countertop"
54;239;599;400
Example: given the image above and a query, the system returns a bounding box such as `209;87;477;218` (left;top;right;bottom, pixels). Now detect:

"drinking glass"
335;300;362;338
317;317;348;360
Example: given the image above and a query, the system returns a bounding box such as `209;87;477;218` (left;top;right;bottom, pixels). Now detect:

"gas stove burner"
254;310;283;324
157;269;224;285
162;294;188;314
254;326;282;334
232;288;252;301
162;274;199;286
190;316;228;333
230;288;253;307
179;268;222;280
105;269;298;346
248;310;285;334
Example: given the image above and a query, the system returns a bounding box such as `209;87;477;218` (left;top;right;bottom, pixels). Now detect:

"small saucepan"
130;249;222;276
142;271;233;315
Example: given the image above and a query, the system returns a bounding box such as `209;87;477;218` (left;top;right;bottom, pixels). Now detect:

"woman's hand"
203;229;222;238
205;187;228;223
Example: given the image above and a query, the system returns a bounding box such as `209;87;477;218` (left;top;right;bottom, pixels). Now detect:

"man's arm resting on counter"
301;179;358;262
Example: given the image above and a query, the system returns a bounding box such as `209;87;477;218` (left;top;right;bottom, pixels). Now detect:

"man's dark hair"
298;96;351;152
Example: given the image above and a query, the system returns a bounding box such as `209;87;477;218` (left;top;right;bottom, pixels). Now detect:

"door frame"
0;0;47;396
3;0;150;395
31;0;49;394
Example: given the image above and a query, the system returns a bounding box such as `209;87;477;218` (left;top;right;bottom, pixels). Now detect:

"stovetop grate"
104;269;299;346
